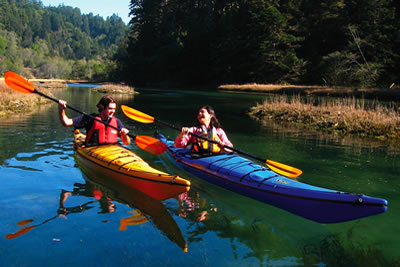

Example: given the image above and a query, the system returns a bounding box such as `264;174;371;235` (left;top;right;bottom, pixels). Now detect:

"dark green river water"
0;86;399;266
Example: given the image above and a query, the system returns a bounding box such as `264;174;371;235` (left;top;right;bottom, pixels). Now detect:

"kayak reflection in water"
59;182;148;230
174;105;233;155
58;182;116;217
6;182;131;240
58;95;131;146
177;191;218;222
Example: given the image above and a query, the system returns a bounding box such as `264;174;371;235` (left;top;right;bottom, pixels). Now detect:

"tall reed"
249;95;400;139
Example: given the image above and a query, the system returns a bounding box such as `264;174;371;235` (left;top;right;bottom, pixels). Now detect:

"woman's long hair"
200;105;222;128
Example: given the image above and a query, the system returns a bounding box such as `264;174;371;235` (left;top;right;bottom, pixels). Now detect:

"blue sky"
40;0;131;24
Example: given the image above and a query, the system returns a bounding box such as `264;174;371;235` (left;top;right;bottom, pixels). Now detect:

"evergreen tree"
0;0;129;80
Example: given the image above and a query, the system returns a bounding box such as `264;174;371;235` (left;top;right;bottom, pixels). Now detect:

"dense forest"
2;0;400;88
0;0;128;80
115;0;400;88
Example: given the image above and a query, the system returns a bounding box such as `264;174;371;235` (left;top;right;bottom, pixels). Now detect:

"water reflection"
79;173;188;252
6;196;95;240
170;182;394;266
5;174;188;252
170;186;305;264
302;231;399;266
258;119;400;155
176;191;218;222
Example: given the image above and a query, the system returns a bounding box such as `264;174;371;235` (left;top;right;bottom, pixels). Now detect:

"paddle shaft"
34;89;137;140
6;200;95;239
154;118;266;163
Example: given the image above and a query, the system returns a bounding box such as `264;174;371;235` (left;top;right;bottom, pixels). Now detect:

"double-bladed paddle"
121;105;303;178
4;72;167;155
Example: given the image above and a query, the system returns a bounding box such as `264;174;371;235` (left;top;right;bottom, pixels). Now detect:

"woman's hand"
218;139;232;152
180;127;190;137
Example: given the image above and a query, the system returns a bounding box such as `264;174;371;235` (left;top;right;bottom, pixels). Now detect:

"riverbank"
93;83;137;94
249;94;400;140
219;83;400;101
0;79;55;117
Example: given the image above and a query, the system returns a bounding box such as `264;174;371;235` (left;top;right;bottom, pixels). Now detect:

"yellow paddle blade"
4;71;35;94
266;160;303;178
119;210;149;230
135;135;167;155
121;105;155;124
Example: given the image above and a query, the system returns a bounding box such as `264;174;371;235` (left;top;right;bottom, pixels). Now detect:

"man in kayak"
58;95;131;146
174;105;233;154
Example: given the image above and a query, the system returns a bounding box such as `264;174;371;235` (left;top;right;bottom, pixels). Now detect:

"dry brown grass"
0;79;53;117
219;83;325;92
94;84;137;94
249;95;400;139
219;83;400;102
35;81;68;89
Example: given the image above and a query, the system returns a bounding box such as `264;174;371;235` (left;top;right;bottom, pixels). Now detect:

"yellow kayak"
73;130;190;200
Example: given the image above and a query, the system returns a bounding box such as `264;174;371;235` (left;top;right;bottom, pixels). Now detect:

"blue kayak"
157;133;388;224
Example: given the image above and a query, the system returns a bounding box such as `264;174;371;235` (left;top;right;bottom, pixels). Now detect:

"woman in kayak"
58;95;130;146
174;105;233;154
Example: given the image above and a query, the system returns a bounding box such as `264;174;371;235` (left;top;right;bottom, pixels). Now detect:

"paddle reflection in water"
6;194;95;240
6;173;188;252
77;170;188;252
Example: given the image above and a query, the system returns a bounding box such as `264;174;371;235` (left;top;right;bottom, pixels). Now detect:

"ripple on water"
3;139;75;171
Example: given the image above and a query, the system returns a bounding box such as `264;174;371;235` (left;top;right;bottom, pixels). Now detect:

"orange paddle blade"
4;71;35;94
266;160;302;178
135;135;167;155
5;226;35;239
16;219;34;226
121;105;155;124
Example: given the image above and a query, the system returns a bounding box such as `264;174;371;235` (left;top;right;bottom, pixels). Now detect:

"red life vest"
86;116;119;145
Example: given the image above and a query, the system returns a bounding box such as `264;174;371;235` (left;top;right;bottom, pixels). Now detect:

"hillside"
0;0;128;81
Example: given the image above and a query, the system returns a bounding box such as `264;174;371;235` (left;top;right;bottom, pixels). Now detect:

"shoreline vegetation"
93;84;137;95
248;94;400;141
218;84;400;101
221;84;400;141
0;79;55;117
0;78;136;118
